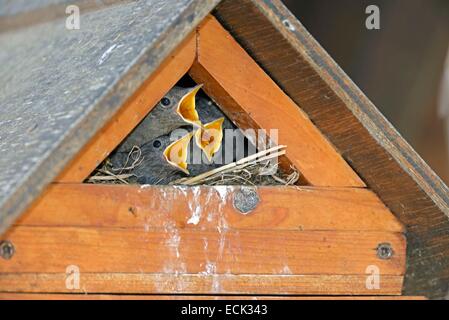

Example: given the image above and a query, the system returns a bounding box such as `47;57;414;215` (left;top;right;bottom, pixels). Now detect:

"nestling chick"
109;132;186;185
106;81;253;184
116;84;204;153
195;117;225;161
163;131;194;174
109;129;222;185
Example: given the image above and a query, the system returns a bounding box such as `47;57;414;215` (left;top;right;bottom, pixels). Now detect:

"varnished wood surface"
0;227;405;274
0;293;426;301
0;274;404;296
191;16;364;187
16;184;403;232
0;293;426;300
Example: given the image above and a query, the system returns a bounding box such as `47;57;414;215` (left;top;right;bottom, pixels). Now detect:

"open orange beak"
194;117;224;162
176;84;203;127
163;132;194;174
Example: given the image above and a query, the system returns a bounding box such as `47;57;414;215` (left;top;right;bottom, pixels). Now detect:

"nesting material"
86;146;144;184
175;146;300;186
174;145;287;185
87;145;299;186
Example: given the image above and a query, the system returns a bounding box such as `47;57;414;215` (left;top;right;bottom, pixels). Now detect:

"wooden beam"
1;184;405;295
0;293;426;300
0;274;404;296
190;16;364;188
0;227;405;275
55;32;196;182
15;184;404;232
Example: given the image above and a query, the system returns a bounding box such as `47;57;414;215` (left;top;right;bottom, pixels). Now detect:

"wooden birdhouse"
1;0;448;300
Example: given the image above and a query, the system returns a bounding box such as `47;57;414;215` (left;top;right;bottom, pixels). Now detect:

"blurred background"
282;0;449;182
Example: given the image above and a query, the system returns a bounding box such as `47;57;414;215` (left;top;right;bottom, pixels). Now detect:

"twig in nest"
173;145;286;185
271;166;300;185
87;145;143;184
210;174;256;186
271;175;287;184
87;173;134;183
111;145;144;174
88;169;133;184
286;171;300;185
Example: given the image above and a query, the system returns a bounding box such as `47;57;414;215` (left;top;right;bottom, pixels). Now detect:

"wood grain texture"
0;293;426;300
0;274;404;296
56;33;196;182
0;227;405;275
190;16;364;188
0;0;220;236
15;184;404;232
1;184;405;295
213;0;449;298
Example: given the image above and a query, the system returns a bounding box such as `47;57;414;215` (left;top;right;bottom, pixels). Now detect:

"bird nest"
87;145;300;186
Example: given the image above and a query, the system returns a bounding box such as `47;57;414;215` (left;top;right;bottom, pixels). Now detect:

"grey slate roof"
0;0;218;234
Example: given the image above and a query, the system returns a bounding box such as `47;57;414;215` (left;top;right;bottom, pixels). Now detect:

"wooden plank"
213;0;449;298
56;33;196;182
0;293;426;300
190;16;364;188
0;0;220;236
0;274;404;295
16;184;404;232
0;226;405;275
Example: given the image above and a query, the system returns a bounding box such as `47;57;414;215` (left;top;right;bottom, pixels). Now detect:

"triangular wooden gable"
0;16;406;297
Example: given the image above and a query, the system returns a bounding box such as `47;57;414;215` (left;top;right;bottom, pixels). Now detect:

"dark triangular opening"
85;74;300;186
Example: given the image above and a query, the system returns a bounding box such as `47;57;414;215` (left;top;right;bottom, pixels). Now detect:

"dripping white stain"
187;187;202;225
164;221;180;258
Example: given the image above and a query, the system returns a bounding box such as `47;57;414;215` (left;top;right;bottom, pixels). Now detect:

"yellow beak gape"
194;117;224;162
177;84;203;127
163;132;194;174
166;84;224;174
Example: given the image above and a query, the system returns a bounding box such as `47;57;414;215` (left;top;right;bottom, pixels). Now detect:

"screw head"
160;97;171;107
153;139;162;148
0;240;15;260
233;187;259;214
376;243;393;260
